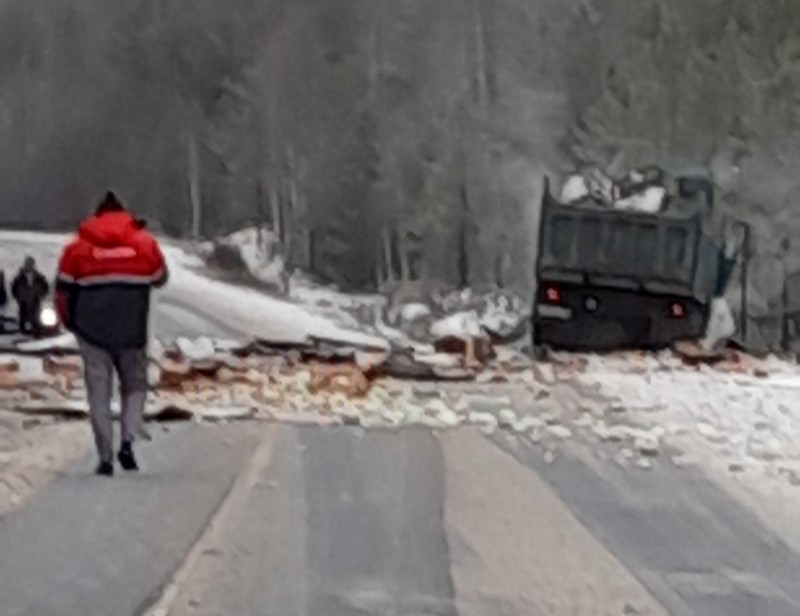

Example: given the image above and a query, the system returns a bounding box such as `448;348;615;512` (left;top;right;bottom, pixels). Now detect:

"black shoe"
118;443;139;472
96;462;114;477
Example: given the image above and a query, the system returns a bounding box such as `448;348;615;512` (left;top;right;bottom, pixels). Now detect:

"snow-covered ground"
556;352;800;553
162;245;388;349
0;230;389;350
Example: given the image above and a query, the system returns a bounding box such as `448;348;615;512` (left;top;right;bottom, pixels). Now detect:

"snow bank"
162;245;389;349
204;227;286;290
0;231;389;350
0;231;68;281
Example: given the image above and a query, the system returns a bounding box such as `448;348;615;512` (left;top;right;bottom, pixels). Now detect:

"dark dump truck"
533;169;736;351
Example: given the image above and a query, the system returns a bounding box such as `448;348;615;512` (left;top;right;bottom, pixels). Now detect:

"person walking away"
55;192;168;476
11;256;49;336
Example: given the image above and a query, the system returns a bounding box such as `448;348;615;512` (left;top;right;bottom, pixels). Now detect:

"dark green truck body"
534;176;725;351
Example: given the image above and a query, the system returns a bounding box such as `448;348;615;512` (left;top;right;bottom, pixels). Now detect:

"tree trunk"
382;224;397;284
398;229;411;282
284;146;299;267
473;0;488;108
458;182;470;288
270;185;282;240
188;131;202;239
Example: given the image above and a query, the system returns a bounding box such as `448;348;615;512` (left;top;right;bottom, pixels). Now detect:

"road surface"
2;422;799;616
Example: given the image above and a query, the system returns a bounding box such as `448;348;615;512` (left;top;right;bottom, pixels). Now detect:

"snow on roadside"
0;231;67;288
570;353;800;472
162;244;389;349
287;271;386;333
559;352;800;552
0;231;390;350
204;227;286;289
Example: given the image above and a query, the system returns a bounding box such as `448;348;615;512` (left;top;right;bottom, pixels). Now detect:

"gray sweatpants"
79;339;148;464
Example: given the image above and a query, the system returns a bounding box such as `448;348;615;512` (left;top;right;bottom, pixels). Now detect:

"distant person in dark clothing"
11;256;49;336
56;191;168;477
0;270;8;310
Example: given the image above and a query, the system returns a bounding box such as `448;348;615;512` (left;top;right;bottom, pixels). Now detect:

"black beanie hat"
95;191;125;215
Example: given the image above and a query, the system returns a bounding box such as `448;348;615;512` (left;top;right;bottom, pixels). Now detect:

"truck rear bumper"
533;284;708;351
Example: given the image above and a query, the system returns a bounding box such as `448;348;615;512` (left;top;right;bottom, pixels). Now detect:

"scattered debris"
514;416;545;433
43;356;82;380
634;434;660;457
498;409;518;430
468;411;499;434
13;401;88;420
430;311;482;340
267;411;340;427
478;294;528;343
14;333;78;354
433;334;494;366
174;337;217;362
615;448;635;467
398;303;431;325
673;340;732;366
547;425;573;440
701;298;736;351
202;226;287;292
614;186;666;214
148;406;194;423
561;174;590;204
309;363;370;398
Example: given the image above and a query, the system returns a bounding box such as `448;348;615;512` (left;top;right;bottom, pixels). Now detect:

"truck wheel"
532;344;551;362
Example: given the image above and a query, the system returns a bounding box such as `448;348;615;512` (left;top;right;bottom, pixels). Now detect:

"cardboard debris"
148;405;195;422
0;367;20;389
309;363;371;397
0;357;20;372
43;356;82;380
157;359;194;389
156;356;243;389
673;340;737;366
13;401;87;419
433;334;494;365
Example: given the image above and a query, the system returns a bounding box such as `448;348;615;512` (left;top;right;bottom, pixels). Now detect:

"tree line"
1;0;799;304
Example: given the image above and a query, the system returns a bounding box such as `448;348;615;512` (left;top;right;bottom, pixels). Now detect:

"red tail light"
669;302;686;319
544;286;562;304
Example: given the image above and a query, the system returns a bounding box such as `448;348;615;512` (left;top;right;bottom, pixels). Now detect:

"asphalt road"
2;423;800;616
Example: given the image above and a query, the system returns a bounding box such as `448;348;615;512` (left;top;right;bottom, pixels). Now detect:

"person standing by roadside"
11;256;49;336
55;192;168;476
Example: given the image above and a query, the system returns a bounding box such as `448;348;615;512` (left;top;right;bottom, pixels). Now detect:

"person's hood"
78;211;138;247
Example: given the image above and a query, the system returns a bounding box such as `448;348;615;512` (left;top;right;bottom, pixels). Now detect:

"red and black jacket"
56;211;168;350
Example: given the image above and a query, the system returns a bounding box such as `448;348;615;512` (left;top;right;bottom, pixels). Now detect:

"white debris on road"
571;355;800;472
557;351;800;553
430;311;483;340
